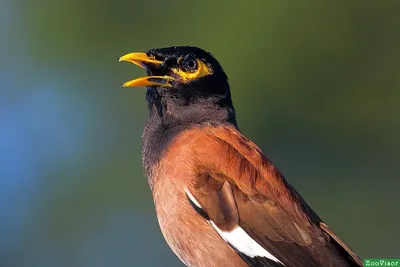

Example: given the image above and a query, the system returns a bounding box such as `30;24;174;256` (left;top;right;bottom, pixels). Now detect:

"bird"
119;46;363;267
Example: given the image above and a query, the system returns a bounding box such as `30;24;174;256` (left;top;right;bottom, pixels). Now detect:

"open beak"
119;52;175;87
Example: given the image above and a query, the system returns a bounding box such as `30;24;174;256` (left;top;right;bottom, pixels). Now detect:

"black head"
119;46;236;127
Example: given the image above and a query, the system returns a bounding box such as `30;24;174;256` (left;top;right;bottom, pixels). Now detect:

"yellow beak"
119;52;175;87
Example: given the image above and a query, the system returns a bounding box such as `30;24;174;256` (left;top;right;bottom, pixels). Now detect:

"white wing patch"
184;188;203;208
209;221;284;265
185;188;284;265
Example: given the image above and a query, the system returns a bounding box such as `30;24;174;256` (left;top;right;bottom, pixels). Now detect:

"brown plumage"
119;46;363;267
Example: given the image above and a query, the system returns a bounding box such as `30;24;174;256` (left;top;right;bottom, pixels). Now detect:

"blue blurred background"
1;1;399;266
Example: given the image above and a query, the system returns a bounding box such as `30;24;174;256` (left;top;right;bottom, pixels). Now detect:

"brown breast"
150;140;247;267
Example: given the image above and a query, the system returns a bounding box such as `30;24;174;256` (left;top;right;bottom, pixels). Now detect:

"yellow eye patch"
170;59;212;83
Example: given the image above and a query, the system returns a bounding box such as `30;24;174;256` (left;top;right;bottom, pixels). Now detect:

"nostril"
146;50;162;61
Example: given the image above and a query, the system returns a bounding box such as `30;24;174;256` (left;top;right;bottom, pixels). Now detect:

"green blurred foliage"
1;0;399;266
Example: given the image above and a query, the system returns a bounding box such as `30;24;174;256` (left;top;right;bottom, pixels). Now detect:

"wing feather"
181;125;362;267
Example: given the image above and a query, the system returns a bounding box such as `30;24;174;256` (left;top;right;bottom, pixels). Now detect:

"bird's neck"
141;92;237;187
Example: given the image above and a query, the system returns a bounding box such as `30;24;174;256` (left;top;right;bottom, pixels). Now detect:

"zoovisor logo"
364;259;400;266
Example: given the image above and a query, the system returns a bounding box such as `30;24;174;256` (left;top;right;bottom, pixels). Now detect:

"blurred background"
1;1;399;266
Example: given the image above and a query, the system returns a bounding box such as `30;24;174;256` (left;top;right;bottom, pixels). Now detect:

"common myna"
119;46;363;267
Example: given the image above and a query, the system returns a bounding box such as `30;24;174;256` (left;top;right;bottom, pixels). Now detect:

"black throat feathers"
141;88;237;187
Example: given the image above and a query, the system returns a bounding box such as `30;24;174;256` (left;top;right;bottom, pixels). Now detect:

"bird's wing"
182;125;362;267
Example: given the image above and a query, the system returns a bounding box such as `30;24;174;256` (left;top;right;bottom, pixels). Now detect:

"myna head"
120;46;236;126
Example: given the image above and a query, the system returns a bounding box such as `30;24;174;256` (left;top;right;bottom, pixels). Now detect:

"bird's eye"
181;58;198;73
